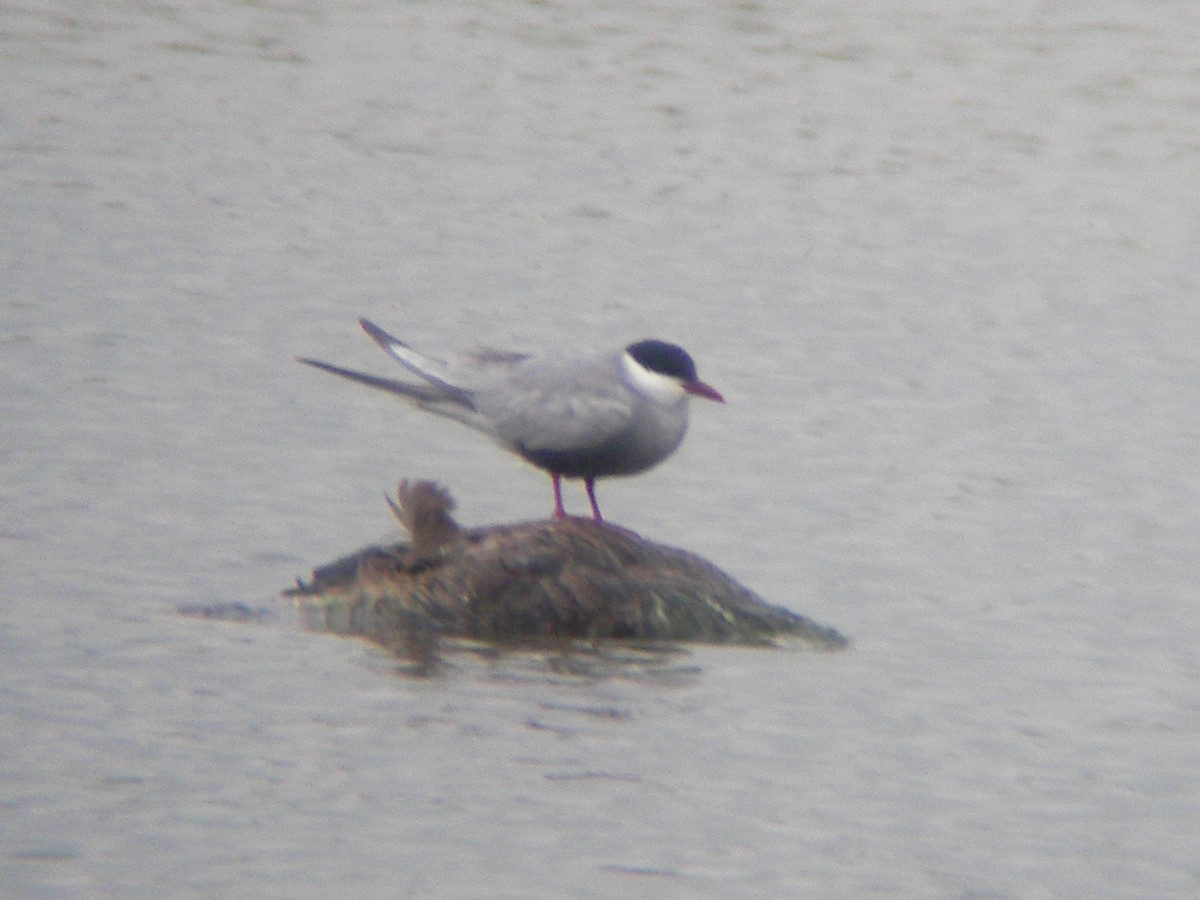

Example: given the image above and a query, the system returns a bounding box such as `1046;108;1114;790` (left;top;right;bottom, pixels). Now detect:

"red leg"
584;477;602;522
552;473;566;519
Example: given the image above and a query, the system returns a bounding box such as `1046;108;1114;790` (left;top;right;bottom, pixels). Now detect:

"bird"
299;318;724;522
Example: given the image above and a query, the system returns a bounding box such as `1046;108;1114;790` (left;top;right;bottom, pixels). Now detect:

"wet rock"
285;480;847;663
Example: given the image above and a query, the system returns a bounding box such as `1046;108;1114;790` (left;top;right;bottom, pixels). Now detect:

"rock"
284;480;847;666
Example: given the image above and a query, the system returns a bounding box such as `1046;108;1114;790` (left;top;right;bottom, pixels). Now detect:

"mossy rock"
285;482;847;663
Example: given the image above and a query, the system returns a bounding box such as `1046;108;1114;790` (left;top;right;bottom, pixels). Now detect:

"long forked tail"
297;357;447;403
358;318;475;407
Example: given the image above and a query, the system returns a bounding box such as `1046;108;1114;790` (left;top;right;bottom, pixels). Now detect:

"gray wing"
301;320;630;448
478;352;634;453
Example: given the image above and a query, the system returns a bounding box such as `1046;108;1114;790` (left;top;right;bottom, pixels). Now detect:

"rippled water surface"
3;2;1199;896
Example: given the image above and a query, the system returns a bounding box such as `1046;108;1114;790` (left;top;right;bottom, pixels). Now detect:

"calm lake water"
3;1;1199;896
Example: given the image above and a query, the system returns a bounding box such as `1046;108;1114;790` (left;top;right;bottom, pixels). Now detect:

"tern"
299;318;724;521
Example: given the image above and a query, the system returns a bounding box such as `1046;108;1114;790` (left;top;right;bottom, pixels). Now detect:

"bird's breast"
517;401;688;479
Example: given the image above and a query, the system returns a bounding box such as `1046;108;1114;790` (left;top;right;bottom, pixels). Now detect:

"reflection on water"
438;642;704;687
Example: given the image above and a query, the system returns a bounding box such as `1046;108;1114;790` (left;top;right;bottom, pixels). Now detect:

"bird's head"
623;339;725;405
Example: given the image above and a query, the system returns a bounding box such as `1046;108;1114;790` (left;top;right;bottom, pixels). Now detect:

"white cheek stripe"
622;351;687;405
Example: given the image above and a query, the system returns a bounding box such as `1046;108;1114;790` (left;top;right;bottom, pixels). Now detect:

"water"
3;1;1199;896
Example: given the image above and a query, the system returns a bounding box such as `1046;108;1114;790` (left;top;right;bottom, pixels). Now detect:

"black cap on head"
625;339;698;382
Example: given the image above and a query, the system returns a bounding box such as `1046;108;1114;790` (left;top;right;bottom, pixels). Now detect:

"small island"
285;481;847;669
